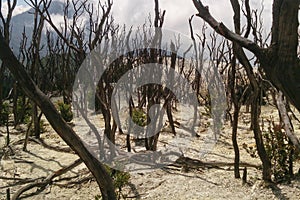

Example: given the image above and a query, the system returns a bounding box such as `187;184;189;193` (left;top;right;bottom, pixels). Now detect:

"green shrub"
107;165;130;192
132;108;147;127
57;101;73;122
111;169;130;193
95;165;130;199
263;119;295;183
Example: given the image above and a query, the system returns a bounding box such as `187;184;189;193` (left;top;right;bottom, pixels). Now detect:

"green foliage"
263;119;295;183
95;165;130;200
57;101;73;122
111;169;130;192
132;108;147;127
0;101;9;125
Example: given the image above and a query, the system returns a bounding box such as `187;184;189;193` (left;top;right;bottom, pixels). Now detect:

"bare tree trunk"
144;0;166;151
229;0;242;179
251;89;272;181
32;102;40;139
232;104;240;178
12;82;18;126
228;57;241;179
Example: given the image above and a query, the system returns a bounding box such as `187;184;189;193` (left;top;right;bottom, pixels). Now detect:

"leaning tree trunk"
0;32;117;200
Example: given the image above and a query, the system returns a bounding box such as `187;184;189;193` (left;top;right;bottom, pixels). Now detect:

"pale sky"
111;0;273;35
1;0;273;37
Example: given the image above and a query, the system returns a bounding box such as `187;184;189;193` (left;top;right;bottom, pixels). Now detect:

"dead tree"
0;0;117;198
24;0;48;139
42;0;87;104
192;0;300;116
0;33;117;199
191;0;300;181
0;0;16;122
144;0;166;151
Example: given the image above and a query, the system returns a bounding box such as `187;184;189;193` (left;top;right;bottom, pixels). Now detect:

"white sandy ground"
1;105;300;199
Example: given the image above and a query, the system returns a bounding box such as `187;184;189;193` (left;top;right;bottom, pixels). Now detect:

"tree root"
11;158;82;200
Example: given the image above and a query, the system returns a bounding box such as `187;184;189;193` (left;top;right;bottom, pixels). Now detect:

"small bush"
57;101;73;122
131;108;147;127
95;165;130;200
263;119;295;183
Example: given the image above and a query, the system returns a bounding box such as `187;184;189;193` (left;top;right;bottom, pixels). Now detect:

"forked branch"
192;0;263;57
